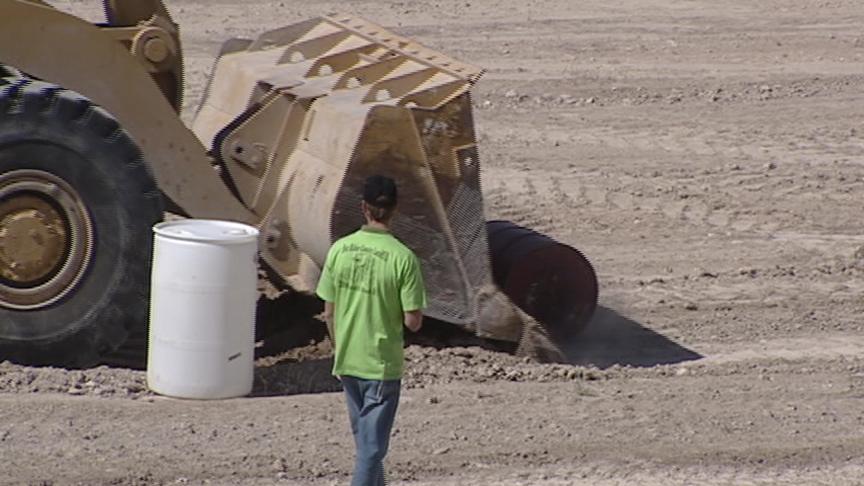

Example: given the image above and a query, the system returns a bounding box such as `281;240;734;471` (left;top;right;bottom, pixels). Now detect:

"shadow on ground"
251;291;341;396
249;299;702;395
562;306;702;369
253;357;340;397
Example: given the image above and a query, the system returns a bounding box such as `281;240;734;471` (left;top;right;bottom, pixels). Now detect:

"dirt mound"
0;339;605;399
403;345;602;388
252;339;606;395
0;361;148;398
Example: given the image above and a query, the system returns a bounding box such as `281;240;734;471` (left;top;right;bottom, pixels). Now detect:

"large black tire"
0;78;163;367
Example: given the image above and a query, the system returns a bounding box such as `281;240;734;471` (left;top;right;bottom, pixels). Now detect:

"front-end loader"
0;0;598;367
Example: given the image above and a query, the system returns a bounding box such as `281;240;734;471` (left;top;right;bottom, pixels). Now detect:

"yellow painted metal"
0;195;66;285
0;0;255;224
103;0;172;25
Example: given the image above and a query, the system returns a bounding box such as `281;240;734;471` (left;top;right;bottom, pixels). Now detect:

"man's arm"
323;301;335;346
400;253;426;333
403;309;423;333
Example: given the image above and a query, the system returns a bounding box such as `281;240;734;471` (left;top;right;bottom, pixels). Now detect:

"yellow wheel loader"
0;0;598;367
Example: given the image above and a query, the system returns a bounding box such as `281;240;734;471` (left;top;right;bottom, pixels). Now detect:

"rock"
739;268;758;277
272;458;287;472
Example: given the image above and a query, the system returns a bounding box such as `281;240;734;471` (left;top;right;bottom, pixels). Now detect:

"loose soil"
3;0;864;484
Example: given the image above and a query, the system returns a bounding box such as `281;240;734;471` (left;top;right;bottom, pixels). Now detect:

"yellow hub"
0;194;68;285
0;170;93;310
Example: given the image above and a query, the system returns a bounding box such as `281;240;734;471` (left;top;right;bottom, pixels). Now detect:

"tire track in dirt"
483;162;864;244
483;116;864;238
696;334;864;366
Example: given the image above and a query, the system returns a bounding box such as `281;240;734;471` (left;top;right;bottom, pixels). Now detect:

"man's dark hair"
363;175;397;208
363;175;397;222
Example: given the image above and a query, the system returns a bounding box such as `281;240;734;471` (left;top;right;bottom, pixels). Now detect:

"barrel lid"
153;219;259;244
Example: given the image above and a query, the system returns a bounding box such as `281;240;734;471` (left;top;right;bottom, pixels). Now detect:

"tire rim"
0;169;94;310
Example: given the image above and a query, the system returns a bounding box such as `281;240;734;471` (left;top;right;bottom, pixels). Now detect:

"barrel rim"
153;219;260;244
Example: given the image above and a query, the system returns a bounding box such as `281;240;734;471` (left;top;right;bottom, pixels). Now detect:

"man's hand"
403;309;423;332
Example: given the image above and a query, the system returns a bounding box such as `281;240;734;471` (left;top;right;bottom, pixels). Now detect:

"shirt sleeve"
400;253;427;312
316;247;337;302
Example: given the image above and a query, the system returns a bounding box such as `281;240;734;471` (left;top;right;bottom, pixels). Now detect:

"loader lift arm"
0;0;254;222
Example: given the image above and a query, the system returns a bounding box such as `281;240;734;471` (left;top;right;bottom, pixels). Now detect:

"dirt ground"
3;0;864;484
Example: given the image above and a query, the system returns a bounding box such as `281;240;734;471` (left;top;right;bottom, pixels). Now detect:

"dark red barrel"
486;220;598;341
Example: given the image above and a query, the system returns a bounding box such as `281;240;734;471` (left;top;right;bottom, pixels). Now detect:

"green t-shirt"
316;226;426;380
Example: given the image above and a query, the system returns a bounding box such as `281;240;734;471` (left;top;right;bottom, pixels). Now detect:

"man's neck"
364;220;389;231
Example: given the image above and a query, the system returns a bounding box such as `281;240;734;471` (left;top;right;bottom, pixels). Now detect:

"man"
316;174;426;486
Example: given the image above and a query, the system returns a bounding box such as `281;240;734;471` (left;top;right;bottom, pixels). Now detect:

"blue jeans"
340;376;401;486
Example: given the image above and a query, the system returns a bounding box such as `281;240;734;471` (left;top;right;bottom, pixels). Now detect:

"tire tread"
0;79;163;368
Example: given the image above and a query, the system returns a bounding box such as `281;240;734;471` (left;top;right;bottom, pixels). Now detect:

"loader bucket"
191;15;597;351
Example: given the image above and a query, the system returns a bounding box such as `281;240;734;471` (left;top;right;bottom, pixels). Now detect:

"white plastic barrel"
147;219;259;399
